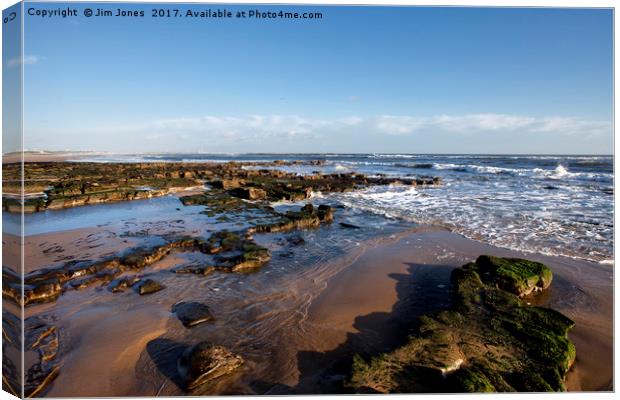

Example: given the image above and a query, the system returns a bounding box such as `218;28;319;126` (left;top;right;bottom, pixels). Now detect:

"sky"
12;3;614;154
2;2;22;154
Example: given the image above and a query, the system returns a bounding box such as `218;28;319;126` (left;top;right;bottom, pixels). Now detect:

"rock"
121;246;171;269
108;275;140;292
212;178;245;190
134;278;165;295
23;280;62;306
67;275;100;290
172;264;215;275
22;316;61;397
349;256;575;393
9;161;440;213
250;204;333;234
317;204;334;222
215;243;272;273
228;187;267;200
286;234;305;246
172;302;214;327
205;230;272;272
339;222;361;229
177;342;243;391
473;255;552;297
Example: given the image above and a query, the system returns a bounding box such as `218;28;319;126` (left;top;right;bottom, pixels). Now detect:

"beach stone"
228;187;267;200
172;302;214;327
172;264;215;276
250;203;333;234
317;204;334;222
213;178;245;190
339;222;361;229
177;342;243;391
108;275;140;292
286;234;305;246
134;278;165;295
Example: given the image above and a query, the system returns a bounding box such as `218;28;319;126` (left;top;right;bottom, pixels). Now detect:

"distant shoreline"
2;151;613;164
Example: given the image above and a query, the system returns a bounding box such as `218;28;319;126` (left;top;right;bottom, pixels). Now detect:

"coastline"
293;230;613;392
4;155;612;395
15;223;613;394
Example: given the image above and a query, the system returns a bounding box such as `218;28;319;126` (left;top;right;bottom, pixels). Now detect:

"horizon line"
4;150;614;157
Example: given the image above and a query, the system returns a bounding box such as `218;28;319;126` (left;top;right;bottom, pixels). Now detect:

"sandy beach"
15;225;613;395
3;154;613;396
300;230;613;392
3;3;613;396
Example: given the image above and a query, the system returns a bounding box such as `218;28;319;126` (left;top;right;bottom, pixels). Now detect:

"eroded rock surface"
4;160;441;213
6;232;270;306
349;256;575;393
1;313;62;397
249;204;334;234
177;342;243;391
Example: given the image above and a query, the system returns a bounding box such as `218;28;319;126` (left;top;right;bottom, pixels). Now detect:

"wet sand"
7;229;140;274
17;226;613;395
301;230;614;392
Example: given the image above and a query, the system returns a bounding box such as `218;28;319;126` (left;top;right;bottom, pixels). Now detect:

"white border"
0;1;616;400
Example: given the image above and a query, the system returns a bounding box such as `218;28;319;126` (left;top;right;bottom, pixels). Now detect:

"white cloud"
373;113;610;136
374;116;426;134
82;113;611;151
6;55;40;68
140;115;340;142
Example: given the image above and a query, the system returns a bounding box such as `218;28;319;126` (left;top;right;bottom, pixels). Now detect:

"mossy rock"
475;255;552;297
348;256;575;393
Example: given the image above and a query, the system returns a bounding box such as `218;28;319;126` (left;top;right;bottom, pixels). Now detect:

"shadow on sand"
255;261;456;394
146;338;189;391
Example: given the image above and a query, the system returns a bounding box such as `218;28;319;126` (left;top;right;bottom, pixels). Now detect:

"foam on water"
67;153;613;264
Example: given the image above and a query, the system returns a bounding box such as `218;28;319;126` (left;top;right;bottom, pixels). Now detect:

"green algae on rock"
4;160;441;212
348;255;575;393
6;201;337;307
249;204;334;234
473;255;553;297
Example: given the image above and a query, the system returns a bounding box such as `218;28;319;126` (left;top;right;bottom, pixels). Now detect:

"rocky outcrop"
228;187;267;200
4;160;442;213
177;342;243;391
172;264;215;276
472;255;552;297
7;199;341;307
211;178;246;190
208;231;272;272
3;313;61;397
249;204;333;234
107;275;140;292
349;256;575;393
7;233;271;306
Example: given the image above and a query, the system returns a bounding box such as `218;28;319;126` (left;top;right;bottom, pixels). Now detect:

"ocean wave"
369;154;421;159
429;162;612;182
335;183;612;264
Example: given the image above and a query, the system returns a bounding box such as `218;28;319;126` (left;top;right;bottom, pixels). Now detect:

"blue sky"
15;3;614;154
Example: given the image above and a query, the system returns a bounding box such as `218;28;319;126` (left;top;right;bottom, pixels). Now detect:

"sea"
68;153;614;264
